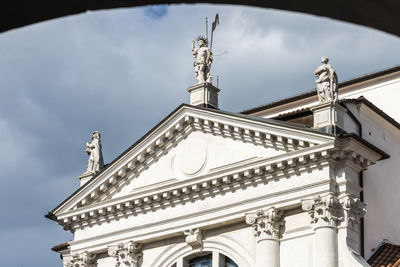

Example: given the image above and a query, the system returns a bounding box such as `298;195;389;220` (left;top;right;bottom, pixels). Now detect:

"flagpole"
206;17;208;43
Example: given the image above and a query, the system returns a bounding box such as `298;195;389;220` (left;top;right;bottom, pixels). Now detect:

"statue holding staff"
192;36;213;84
314;56;338;103
191;14;219;84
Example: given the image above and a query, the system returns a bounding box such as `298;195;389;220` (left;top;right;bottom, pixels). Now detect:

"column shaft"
256;238;280;267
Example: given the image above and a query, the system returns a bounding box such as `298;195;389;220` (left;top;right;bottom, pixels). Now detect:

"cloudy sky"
0;4;400;266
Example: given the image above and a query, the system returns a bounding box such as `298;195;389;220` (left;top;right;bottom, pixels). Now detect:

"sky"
0;4;400;267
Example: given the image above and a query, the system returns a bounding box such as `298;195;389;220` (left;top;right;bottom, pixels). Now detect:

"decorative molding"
58;144;334;230
64;251;96;267
245;207;285;241
184;228;203;251
63;107;323;211
302;193;343;228
108;241;142;267
339;193;366;226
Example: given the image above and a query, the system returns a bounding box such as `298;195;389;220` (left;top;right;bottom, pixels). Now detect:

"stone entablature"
245;207;284;241
58;144;333;230
107;241;142;267
56;141;376;231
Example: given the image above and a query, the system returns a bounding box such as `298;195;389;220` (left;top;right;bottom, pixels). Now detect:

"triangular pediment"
111;130;288;200
51;104;335;217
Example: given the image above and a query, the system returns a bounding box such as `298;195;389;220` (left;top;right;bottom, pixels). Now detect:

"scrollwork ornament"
108;241;142;267
302;193;343;228
339;193;367;226
64;251;96;267
184;228;203;251
245;207;284;241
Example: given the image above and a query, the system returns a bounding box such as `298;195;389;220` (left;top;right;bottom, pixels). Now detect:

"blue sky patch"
144;5;168;19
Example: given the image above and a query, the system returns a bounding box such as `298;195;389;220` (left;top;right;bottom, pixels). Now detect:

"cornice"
53;107;333;215
55;141;377;231
65;178;332;253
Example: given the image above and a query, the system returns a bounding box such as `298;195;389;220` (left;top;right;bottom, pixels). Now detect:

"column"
246;207;284;267
302;193;341;267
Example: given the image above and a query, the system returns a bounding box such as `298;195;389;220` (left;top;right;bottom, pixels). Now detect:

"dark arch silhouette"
1;1;400;36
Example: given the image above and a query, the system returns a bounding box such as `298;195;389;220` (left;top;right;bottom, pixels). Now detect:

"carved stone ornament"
85;131;104;174
302;193;343;228
192;36;213;84
314;56;339;104
184;228;203;251
64;251;96;267
245;207;285;241
339;193;367;225
108;241;142;267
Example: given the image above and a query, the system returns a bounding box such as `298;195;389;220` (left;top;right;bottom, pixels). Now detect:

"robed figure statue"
86;131;104;173
314;56;338;103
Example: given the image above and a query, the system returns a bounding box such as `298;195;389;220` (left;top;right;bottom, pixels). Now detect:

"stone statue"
314;56;338;103
86;131;104;173
192;36;213;84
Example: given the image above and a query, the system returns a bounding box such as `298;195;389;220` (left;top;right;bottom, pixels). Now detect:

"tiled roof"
368;243;400;267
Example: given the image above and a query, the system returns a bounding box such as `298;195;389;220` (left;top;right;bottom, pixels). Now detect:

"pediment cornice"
49;106;385;233
51;105;335;218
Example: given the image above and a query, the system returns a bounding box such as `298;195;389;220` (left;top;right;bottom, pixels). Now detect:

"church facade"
46;62;400;267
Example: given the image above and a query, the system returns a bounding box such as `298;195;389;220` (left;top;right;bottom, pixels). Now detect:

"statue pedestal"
311;102;347;134
78;172;95;187
187;83;220;109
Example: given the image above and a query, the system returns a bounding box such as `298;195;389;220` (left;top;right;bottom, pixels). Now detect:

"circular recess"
177;139;207;176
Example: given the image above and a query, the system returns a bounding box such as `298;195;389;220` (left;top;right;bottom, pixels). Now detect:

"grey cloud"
0;4;399;266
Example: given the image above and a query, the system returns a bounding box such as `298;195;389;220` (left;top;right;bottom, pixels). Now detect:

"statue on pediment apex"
192;36;213;84
191;14;219;84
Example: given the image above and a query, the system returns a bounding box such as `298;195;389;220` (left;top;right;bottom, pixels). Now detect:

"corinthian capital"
245;207;284;241
339;193;366;226
108;241;142;267
64;251;96;267
302;193;342;228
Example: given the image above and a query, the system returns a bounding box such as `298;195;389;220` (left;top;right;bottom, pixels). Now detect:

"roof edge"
338;133;390;160
46;104;335;221
241;65;400;115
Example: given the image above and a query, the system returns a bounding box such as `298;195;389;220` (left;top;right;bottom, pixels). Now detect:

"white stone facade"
47;67;400;267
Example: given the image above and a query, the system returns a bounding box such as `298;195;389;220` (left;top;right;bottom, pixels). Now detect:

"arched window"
171;252;239;267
